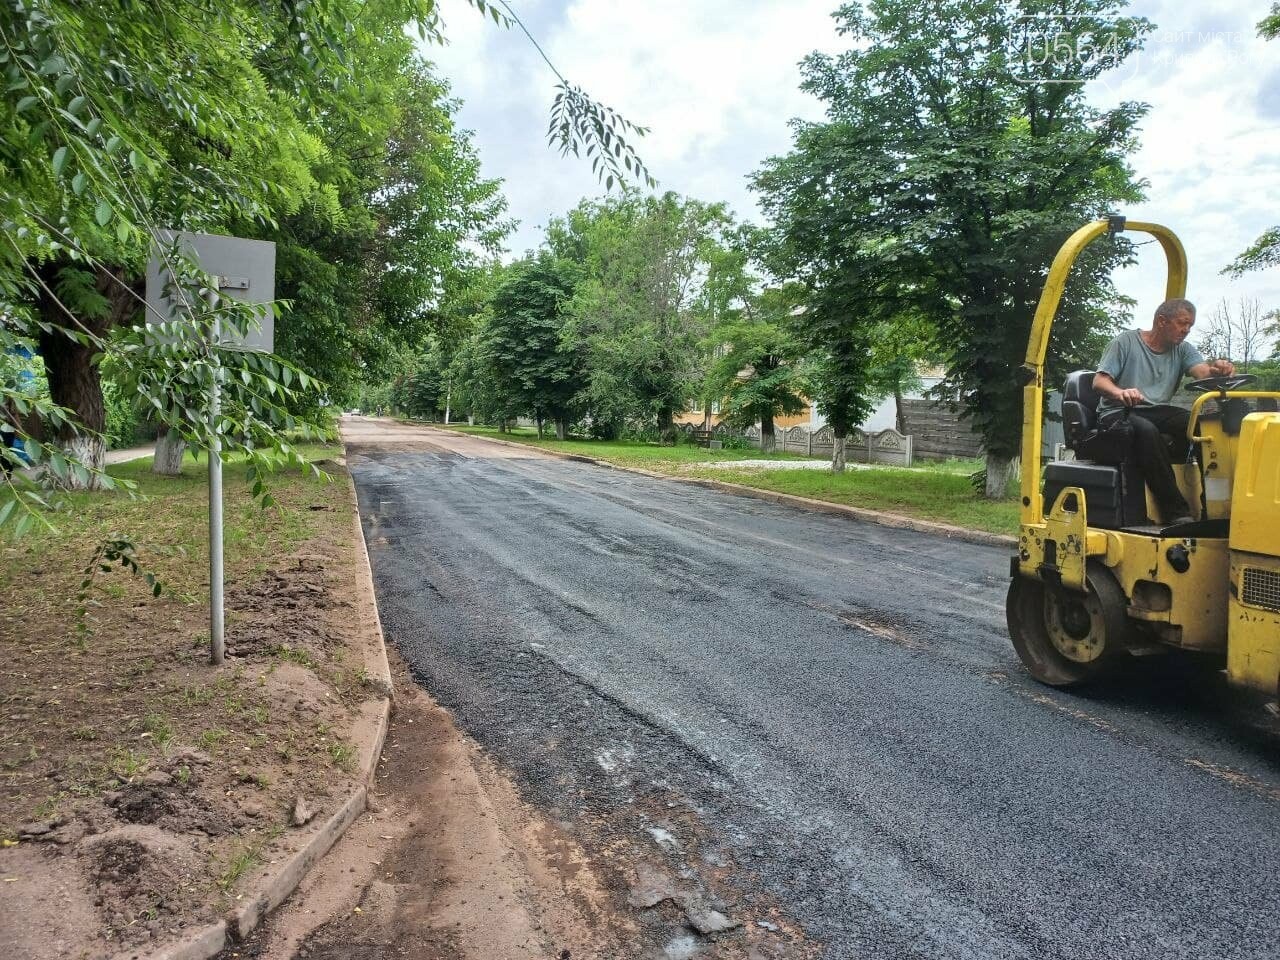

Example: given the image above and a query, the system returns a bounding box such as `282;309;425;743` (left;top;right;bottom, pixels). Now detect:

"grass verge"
0;442;377;954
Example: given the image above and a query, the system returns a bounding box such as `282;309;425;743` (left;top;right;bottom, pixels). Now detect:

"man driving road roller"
1093;298;1235;525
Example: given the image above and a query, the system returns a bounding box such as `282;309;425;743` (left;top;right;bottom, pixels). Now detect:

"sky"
424;0;1280;337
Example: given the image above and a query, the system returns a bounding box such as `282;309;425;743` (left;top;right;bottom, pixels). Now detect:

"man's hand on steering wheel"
1209;358;1236;376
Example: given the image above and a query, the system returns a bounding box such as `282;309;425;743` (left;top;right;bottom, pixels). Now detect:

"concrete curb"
112;922;227;960
438;426;1017;550
114;470;394;960
226;787;370;941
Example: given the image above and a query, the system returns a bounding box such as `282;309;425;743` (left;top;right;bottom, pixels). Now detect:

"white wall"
808;377;943;433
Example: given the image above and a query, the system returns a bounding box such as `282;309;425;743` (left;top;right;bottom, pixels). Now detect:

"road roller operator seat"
1042;369;1150;529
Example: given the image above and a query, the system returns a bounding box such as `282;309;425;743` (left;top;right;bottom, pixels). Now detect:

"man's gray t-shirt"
1096;329;1204;416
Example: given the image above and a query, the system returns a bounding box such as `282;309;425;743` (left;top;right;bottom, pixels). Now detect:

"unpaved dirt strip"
223;654;630;959
342;417;1280;960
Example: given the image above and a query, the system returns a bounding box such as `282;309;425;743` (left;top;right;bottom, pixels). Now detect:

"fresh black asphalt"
348;423;1280;960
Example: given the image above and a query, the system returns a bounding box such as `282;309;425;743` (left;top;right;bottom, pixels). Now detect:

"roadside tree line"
0;0;647;528
403;0;1277;496
394;0;1153;490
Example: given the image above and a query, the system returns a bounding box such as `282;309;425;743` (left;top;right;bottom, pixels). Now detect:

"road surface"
345;417;1280;960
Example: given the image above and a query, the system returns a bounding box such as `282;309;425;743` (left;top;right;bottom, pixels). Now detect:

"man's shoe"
1167;514;1195;526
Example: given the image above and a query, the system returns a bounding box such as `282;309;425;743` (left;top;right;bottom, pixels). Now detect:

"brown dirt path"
224;651;633;960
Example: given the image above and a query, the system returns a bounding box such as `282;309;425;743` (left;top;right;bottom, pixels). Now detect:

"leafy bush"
103;379;153;448
621;423;659;443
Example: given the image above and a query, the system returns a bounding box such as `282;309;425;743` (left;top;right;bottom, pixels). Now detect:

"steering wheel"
1186;374;1257;393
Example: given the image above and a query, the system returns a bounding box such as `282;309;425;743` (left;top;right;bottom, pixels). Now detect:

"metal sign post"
208;284;224;666
145;233;275;667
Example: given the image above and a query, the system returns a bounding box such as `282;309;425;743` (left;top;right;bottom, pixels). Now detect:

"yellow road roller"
1007;217;1280;699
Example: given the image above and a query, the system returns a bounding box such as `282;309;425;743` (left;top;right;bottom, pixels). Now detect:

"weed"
69;725;97;742
327;741;355;771
142;713;173;750
179;684;214;708
251;772;270;790
111;747;148;781
272;644;315;669
197;728;229;752
175;765;192;786
216;843;262;893
249;705;269;726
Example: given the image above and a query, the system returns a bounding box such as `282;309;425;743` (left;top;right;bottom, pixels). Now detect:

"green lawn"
443;424;806;468
440;424;1019;535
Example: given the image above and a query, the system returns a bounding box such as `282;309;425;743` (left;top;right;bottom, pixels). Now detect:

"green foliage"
391;340;450;420
0;0;651;541
265;45;510;402
480;252;584;432
101;376;149;448
1247;358;1280;391
704;282;810;446
550;191;741;437
1225;226;1280;278
1261;3;1280;41
754;0;1147;480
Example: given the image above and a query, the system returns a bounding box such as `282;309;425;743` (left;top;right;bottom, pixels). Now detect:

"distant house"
675;365;944;435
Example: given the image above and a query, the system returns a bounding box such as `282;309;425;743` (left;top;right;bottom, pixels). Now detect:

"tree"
268;49;510;407
0;0;648;516
550;192;738;440
753;125;924;472
1197;298;1269;370
390;338;452;420
866;310;934;436
0;0;353;483
756;0;1148;495
482;252;583;438
704;283;809;453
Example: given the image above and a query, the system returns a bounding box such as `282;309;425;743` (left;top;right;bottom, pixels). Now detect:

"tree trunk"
35;263;139;489
832;432;848;473
894;384;908;435
153;427;186;476
657;406;674;445
760;415;776;454
555;419;567;441
536;413;544;439
984;452;1017;499
38;329;106;489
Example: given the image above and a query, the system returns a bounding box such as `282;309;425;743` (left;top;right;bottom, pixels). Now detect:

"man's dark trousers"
1102;405;1192;520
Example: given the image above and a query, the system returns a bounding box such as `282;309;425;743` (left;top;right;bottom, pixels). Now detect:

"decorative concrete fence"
742;424;914;467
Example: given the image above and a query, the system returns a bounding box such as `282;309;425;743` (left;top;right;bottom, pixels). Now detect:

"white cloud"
424;0;1280;336
1091;1;1280;327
